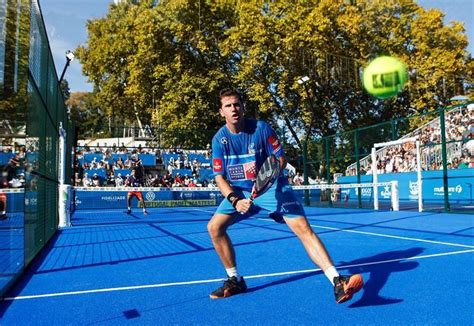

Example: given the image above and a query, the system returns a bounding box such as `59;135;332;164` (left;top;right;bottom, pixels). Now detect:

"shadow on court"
339;247;425;308
0;230;62;317
246;271;321;294
243;247;424;308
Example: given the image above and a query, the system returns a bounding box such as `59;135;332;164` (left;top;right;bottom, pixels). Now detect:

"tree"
76;0;237;147
66;92;105;138
76;0;471;152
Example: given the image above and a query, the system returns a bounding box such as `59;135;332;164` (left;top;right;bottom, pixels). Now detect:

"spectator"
74;172;82;186
131;158;144;184
174;172;183;186
457;156;470;169
183;174;190;186
6;154;20;181
116;156;125;169
9;173;25;188
82;173;92;187
92;173;101;187
90;157;98;169
205;143;212;159
293;172;304;185
115;173;124;187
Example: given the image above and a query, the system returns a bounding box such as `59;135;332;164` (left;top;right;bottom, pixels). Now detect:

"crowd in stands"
0;145;28;189
1;104;473;189
73;141;214;188
346;104;474;176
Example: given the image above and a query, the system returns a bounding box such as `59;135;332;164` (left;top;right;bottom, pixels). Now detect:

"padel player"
125;169;149;216
207;88;363;303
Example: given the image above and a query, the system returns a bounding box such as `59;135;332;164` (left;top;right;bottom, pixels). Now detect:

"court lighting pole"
59;50;75;83
297;76;312;185
297;76;311;206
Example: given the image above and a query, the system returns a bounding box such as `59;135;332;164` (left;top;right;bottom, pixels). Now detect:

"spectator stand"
346;104;473;175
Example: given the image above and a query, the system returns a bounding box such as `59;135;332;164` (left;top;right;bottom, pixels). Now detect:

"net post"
58;122;66;184
371;147;379;210
391;181;399;211
416;140;423;212
58;184;72;228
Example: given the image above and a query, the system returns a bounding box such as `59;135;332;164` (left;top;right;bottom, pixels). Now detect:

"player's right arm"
212;136;251;213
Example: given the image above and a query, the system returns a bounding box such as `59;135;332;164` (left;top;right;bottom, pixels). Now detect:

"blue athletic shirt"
212;119;283;191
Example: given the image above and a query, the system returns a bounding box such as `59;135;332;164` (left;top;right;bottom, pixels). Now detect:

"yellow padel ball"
363;56;408;99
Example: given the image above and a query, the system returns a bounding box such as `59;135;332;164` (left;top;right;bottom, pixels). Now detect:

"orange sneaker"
210;276;247;299
334;274;364;304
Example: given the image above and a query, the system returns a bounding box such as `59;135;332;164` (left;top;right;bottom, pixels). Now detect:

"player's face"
220;95;243;124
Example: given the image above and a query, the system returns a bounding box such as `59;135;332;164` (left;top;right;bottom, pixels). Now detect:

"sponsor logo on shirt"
248;142;255;154
244;161;256;180
220;137;228;145
268;135;281;154
228;161;256;181
213;158;223;172
228;165;245;180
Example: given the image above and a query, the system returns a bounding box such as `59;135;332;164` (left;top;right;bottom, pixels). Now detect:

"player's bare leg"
207;213;247;299
284;216;363;303
207;213;237;268
284;216;334;270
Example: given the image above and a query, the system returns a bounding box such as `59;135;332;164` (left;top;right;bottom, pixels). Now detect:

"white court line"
4;248;473;301
255;217;474;249
306;223;474;249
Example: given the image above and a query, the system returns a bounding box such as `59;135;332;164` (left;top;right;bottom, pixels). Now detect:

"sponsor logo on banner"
145;191;156;201
381;185;392;199
268;135;281;154
433;184;463;196
179;192;194;200
100;195;126;201
355;187;372;197
409;181;419;199
146;199;217;207
213;158;223;172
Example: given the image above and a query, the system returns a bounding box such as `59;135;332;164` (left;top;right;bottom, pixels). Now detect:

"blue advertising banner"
338;169;474;205
74;188;224;210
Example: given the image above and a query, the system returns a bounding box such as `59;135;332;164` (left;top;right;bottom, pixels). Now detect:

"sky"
39;0;473;93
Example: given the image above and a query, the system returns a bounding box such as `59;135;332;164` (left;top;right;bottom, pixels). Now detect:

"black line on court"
146;223;206;250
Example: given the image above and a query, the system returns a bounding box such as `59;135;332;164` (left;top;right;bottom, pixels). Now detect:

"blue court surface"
1;206;473;325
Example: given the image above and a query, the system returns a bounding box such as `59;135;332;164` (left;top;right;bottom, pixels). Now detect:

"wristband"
227;192;242;208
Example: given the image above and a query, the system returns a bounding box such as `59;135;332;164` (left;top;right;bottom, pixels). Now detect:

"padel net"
50;182;400;227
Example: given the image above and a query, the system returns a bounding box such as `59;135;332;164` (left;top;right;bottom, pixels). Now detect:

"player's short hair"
218;88;243;107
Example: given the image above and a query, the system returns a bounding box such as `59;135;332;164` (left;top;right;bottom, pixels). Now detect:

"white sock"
225;266;241;280
324;266;339;285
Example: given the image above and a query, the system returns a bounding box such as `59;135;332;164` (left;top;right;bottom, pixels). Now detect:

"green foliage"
76;0;471;150
67;92;105;138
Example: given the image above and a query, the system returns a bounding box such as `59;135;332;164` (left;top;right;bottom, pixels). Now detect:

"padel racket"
250;154;281;200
